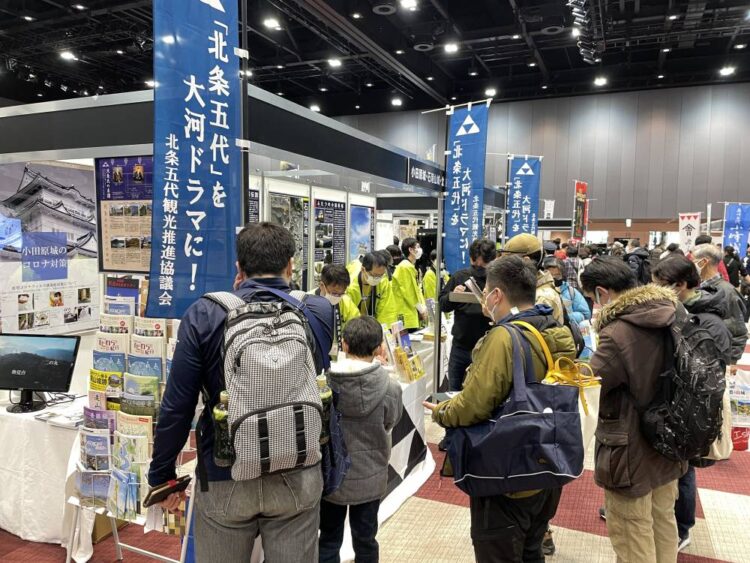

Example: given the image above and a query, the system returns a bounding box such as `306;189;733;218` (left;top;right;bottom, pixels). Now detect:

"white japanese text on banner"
505;156;542;239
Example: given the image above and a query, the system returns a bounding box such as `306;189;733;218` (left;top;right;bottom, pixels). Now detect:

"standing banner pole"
432;188;444;395
706;203;712;236
240;0;250;224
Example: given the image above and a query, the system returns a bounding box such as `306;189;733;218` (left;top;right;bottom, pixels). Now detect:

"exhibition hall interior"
0;1;749;562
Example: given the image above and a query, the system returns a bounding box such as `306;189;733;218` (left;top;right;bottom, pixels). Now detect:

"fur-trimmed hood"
596;284;678;331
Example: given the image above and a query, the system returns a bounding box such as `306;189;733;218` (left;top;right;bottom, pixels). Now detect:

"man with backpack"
580;257;687;562
148;222;334;562
624;238;652;285
424;256;576;562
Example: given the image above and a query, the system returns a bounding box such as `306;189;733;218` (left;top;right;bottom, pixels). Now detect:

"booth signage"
21;232;68;282
248;189;260;223
314;199;347;267
722;204;750;252
505;156;542;238
407;159;445;191
147;0;242;318
443;104;489;274
572;180;588;239
678;212;701;252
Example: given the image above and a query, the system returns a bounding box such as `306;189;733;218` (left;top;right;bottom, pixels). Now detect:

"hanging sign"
443;104;489;274
542;200;555;220
147;0;242;318
505;156;542;238
722;204;750;252
572;180;588;239
678;212;701;252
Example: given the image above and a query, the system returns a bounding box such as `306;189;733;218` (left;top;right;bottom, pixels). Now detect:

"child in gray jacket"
319;316;403;563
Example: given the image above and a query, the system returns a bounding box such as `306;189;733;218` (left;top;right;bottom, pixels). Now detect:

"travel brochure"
80;428;112;471
99;312;133;334
127;354;162;378
93;350;127;373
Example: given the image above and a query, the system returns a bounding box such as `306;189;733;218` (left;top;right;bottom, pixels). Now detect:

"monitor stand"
7;390;46;414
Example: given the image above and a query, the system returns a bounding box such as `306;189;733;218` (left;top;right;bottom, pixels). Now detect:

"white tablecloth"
0;397;85;543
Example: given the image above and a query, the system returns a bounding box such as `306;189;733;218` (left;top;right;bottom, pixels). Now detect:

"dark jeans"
675;466;696;539
319;499;380;563
470;488;562;563
448;343;474;392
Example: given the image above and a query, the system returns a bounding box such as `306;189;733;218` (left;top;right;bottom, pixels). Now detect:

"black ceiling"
0;0;748;115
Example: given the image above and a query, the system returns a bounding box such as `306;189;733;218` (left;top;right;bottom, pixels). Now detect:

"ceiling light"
719;66;736;77
60;84;68;92
44;79;53;88
310;104;321;112
468;69;478;76
98;84;104;90
391;97;403;107
277;91;284;96
668;14;678;21
263;17;281;30
734;43;747;50
662;47;671;53
527;60;537;67
541;85;548;90
37;93;43;97
276;64;284;69
512;34;521;39
657;74;665;79
451;96;457;100
319;85;328;92
328;58;342;68
60;51;77;61
81;90;89;96
145;80;156;88
73;4;86;10
395;49;405;55
400;0;418;10
22;15;34;22
355;105;360;109
365;81;374;87
444;42;459;53
594;76;607;86
28;73;36;79
594;57;602;62
352;12;363;19
426;75;434;81
484;87;497;97
571;28;581;38
116;49;124;55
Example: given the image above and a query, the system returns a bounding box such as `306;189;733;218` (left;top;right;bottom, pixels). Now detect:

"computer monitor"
0;334;81;413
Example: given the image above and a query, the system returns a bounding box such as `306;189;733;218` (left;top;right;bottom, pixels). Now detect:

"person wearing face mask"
651;255;732;553
392;237;428;330
346;251;399;326
422;249;449;302
310;264;361;361
544;257;591;326
423;256;575;562
502;234;566;326
580;257;686;563
149;223;333;562
691;244;748;364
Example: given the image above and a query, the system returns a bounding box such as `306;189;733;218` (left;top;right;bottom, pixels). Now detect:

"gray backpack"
205;290;323;480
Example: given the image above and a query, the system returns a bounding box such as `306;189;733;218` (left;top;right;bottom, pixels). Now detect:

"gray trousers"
194;467;323;563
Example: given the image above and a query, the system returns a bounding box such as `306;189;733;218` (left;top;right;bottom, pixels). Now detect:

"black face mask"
554;278;564;288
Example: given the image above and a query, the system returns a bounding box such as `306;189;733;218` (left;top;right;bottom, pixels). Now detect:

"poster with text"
314;199;346;284
248;189;260;223
572;180;588;240
269;193;309;290
0;257;99;335
0;161;99;334
95;156;154;273
678;213;701;252
349;205;374;264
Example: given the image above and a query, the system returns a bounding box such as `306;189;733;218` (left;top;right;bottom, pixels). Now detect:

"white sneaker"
678;534;691;552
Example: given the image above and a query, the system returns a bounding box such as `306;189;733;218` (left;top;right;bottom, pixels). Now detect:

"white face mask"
365;273;383;286
325;294;342;306
482;288;500;324
414;247;423;260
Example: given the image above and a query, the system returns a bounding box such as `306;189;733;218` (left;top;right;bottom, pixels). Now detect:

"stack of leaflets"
131;333;165;359
80;428;112;471
99;313;133;335
84;406;116;436
134;317;166;338
93;350;127;373
390;321;425;382
89;368;123;411
103;295;136;316
108;468;138;520
121;372;159;417
76;468;110;509
111;430;150;517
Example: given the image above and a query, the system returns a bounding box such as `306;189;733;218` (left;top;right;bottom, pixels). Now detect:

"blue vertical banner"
505;156;542;238
443;104;489;275
723;203;750;251
147;0;242;318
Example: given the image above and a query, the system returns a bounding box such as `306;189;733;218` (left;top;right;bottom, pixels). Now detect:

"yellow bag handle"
511;320;555;370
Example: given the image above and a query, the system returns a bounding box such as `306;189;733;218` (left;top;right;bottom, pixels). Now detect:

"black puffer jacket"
699;278;748;364
439;265;491;350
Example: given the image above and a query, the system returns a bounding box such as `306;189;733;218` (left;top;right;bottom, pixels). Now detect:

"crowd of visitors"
147;223;748;563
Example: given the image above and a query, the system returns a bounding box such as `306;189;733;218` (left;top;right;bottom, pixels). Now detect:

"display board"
349;204;375;263
95;156;154;273
0;161;99;334
0;258;99;334
269;191;309;290
313;199;346;268
247;175;262;224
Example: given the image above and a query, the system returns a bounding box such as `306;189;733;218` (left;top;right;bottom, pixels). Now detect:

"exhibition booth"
0;85;450;560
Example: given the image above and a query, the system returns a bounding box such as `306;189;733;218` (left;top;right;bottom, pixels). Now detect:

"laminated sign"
147;0;243;318
443;104;489;275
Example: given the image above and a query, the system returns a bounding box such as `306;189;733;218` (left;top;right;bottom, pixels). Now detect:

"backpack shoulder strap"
203;291;247;312
511;320;555;371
